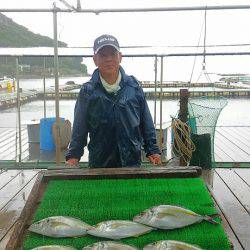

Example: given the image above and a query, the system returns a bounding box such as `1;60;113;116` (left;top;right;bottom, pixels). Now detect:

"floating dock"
42;88;250;100
1;83;250;110
140;81;248;89
0;90;38;110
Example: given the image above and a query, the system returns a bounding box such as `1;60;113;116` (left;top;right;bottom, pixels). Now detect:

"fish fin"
203;214;220;224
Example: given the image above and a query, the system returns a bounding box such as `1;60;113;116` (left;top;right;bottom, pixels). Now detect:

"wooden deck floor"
215;127;250;163
203;169;250;250
0;169;40;249
0;168;249;250
0;126;250;164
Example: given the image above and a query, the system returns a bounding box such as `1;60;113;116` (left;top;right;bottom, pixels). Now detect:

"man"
66;34;161;168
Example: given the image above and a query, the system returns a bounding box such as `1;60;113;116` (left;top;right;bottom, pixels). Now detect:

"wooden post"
179;89;189;166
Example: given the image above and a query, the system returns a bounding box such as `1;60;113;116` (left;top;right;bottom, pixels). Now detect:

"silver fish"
29;216;93;238
87;220;153;240
82;241;138;250
143;240;203;250
133;205;218;229
31;246;77;250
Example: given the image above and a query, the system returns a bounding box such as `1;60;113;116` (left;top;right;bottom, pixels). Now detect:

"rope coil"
172;118;196;164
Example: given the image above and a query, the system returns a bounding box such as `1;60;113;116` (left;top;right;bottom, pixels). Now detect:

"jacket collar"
90;66;129;86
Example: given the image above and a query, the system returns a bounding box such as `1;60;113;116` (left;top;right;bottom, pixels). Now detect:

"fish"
87;220;153;240
82;241;138;250
29;216;93;238
31;246;77;250
133;205;219;229
143;240;203;250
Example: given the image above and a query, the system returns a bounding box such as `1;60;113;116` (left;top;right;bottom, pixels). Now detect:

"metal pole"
43;57;47;118
1;52;250;58
53;4;61;165
159;56;163;163
16;57;22;165
1;5;250;13
154;56;157;126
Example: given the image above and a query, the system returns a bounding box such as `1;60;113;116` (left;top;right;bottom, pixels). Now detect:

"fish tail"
203;213;220;224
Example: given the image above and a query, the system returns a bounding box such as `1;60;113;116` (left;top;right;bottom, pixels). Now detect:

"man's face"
93;46;122;76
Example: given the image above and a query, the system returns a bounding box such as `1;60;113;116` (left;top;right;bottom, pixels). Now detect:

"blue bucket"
40;117;65;151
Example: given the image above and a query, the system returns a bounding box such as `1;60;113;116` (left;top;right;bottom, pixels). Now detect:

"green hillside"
0;13;87;76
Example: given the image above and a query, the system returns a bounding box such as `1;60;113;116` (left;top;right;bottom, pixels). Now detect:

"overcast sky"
1;0;250;47
1;0;250;80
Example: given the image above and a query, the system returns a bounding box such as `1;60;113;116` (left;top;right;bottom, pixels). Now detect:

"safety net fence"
188;96;228;167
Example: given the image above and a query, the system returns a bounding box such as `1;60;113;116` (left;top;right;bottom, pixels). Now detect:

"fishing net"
188;96;228;166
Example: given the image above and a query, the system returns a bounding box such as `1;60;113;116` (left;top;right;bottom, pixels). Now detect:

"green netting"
188;97;228;165
24;178;230;250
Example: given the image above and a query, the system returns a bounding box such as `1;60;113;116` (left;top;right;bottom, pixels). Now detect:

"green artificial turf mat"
24;178;230;250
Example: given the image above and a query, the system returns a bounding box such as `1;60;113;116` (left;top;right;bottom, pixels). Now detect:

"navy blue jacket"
66;67;160;167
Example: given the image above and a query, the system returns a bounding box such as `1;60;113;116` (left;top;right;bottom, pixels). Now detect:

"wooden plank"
1;141;29;161
0;136;28;161
0;170;38;210
0;176;38;241
234;169;250;187
215;131;250;161
0;226;14;250
214;141;234;162
0;128;10;134
216;169;250;213
215;132;249;162
0;131;28;158
229;127;250;144
43;166;202;180
211;170;250;249
214;151;224;162
218;128;250;154
0;129;16;142
0;128;26;149
6;172;46;250
214;135;235;162
0;170;21;190
211;195;243;250
0;128;16;134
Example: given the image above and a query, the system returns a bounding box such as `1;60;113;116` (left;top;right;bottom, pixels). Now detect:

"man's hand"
148;154;162;165
65;158;79;167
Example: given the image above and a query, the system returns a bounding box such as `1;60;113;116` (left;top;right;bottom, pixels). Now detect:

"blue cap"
93;34;120;54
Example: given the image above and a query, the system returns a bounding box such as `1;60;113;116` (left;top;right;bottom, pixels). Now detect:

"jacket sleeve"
66;86;89;161
138;87;161;157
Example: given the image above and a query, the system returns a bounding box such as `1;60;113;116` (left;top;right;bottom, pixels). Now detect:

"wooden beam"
179;89;189;166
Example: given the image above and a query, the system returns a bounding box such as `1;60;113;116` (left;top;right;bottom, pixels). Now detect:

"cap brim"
94;44;120;54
